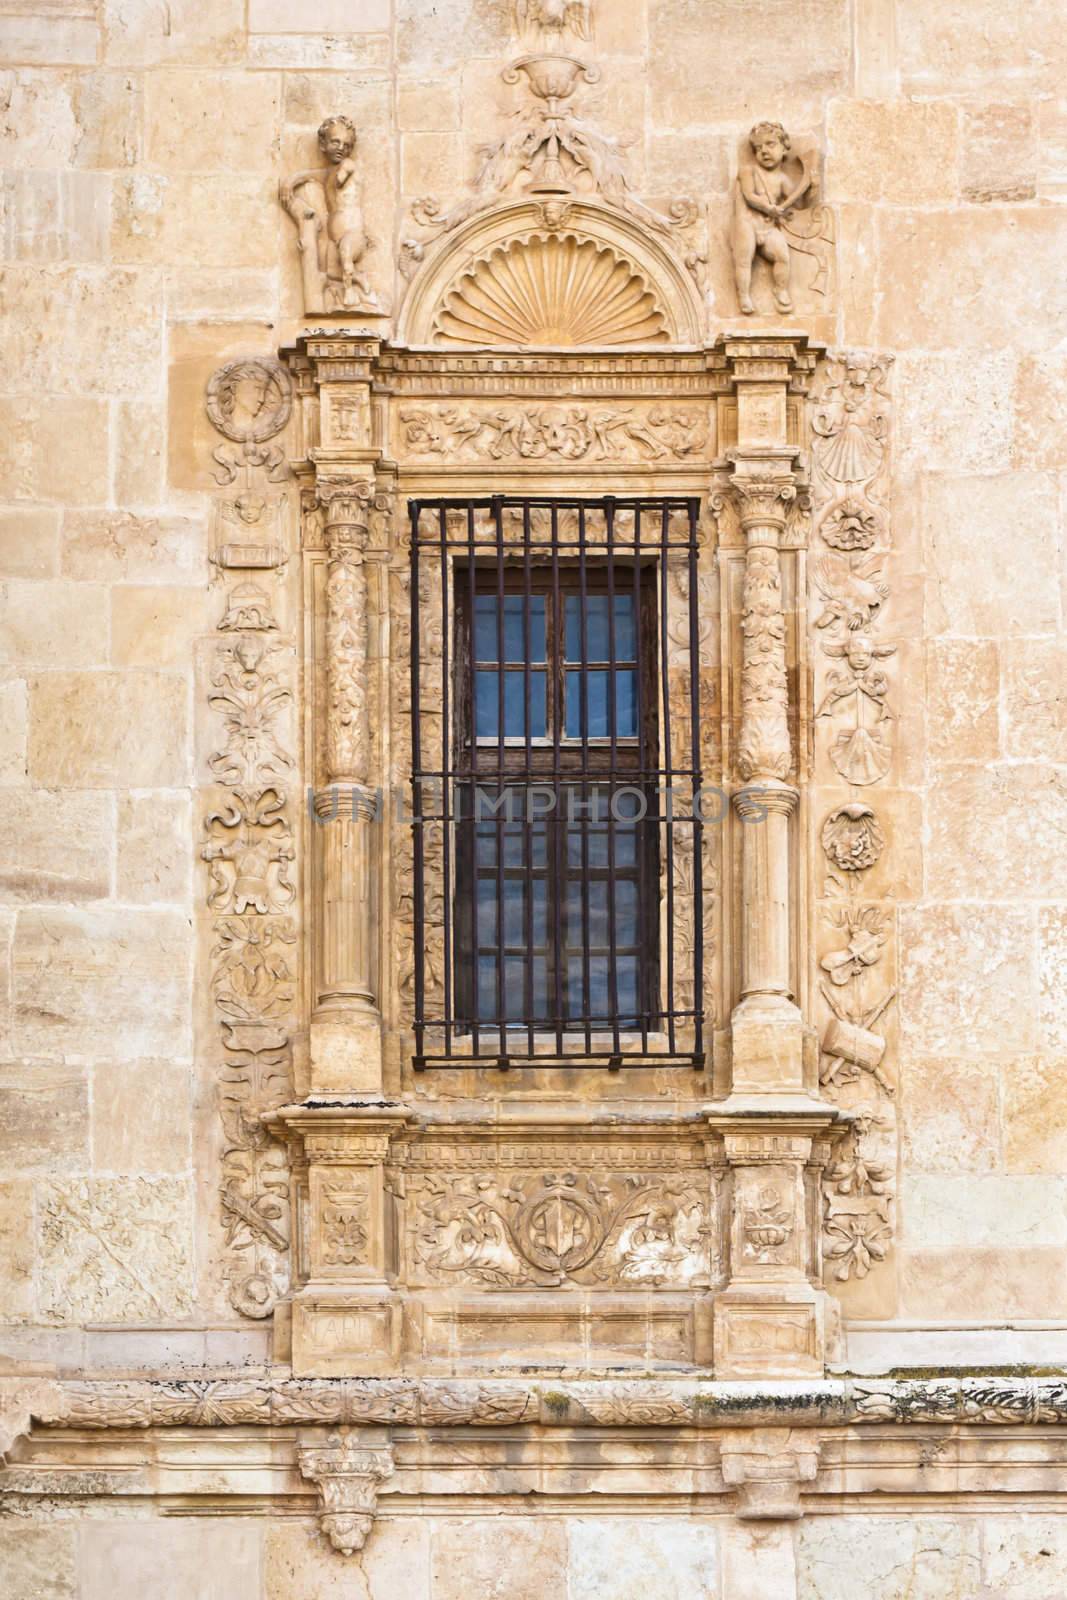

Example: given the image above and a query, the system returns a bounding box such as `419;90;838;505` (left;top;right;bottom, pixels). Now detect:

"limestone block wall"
1;0;1066;1589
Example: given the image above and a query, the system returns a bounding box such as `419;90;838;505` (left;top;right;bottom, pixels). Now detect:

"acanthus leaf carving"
298;1432;393;1558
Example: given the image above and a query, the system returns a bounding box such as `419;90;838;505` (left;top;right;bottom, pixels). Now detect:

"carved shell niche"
432;233;670;347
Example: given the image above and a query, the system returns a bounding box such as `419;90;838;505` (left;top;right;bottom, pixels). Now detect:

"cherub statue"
731;121;818;315
280;115;379;314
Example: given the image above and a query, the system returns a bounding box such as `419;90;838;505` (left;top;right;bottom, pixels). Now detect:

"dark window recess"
409;496;704;1070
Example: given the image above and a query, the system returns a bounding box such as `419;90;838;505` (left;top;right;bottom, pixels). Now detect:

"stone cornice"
9;1373;1067;1436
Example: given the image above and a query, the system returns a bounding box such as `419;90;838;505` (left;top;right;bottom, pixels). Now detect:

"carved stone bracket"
298;1430;394;1555
719;1426;820;1519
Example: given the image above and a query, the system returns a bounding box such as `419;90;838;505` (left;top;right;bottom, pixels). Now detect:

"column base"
310;1011;383;1095
292;1288;403;1377
730;993;804;1094
713;1281;831;1379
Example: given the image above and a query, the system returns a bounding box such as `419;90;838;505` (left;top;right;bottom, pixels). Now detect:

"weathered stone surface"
116;790;191;904
12;906;191;1059
0;680;27;785
981;1516;1067;1596
900;1056;1000;1173
926;764;1067;900
878;207;1067;350
924;639;999;761
796;1516;981;1599
0;506;59;578
961;103;1037;203
899;905;1037;1055
1002;1055;1067;1174
37;1176;195;1322
111;583;212;667
902;1174;1067;1250
430;1517;567;1600
0;397;109;505
0;789;112;903
28;671;191;788
265;1519;429;1600
895;350;1016;473
0;266;163;398
922;472;1060;636
1039;907;1067;1053
827;98;960;204
102;0;245;66
91;1058;191;1173
80;1518;257;1596
0;1524;77;1600
901;1246;1067;1319
1002;638;1067;762
61;509;205;585
567;1519;719;1600
0;577;108;669
0;1177;35;1321
145;68;281;173
112;172;277;266
0;1061;88;1171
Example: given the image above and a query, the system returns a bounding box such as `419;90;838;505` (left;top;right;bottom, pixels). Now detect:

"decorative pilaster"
310;486;383;1093
711;335;842;1378
731;463;804;1092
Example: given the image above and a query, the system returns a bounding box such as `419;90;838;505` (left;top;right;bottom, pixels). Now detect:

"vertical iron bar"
604;496;620;1055
494;495;507;1060
522;501;534;1053
550;502;564;1054
409;502;425;1063
578;500;592;1050
438;505;452;1058
467;502;480;1057
687;496;704;1060
633;502;649;1049
660;501;676;1053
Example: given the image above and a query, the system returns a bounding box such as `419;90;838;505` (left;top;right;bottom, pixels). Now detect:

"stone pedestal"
270;1107;409;1376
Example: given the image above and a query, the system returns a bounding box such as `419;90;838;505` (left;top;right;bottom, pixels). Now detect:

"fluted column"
310;486;383;1093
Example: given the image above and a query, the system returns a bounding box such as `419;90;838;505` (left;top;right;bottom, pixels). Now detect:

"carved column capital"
298;1430;394;1556
719;1427;820;1519
728;464;799;539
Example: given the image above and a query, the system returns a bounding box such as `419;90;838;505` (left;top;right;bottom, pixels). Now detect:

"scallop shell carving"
433;233;670;347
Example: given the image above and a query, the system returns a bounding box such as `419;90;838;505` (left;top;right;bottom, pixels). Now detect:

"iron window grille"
409;495;704;1070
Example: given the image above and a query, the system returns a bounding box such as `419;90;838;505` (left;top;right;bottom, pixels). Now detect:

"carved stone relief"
408;1166;712;1288
730;122;834;317
298;1431;393;1556
281;116;383;315
812;353;897;1298
398;403;708;460
202;361;298;1321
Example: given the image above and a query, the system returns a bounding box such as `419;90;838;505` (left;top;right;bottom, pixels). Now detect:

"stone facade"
2;0;1067;1593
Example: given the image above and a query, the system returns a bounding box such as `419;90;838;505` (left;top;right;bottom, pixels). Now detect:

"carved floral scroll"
202;359;298;1320
812;353;897;1289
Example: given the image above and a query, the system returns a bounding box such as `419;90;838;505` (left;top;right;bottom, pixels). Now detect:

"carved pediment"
434;231;668;347
399;199;704;348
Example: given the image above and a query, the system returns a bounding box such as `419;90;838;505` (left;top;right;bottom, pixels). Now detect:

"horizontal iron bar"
413;1052;705;1072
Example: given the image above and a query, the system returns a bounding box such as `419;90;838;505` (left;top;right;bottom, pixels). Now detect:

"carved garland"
202;358;297;1321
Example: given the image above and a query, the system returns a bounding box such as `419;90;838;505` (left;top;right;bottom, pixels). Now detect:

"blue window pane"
477;956;498;1019
615;669;637;736
477;877;497;944
476;670;546;738
565;593;635;662
615;955;639;1016
565;669;636;738
475;595;546;663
